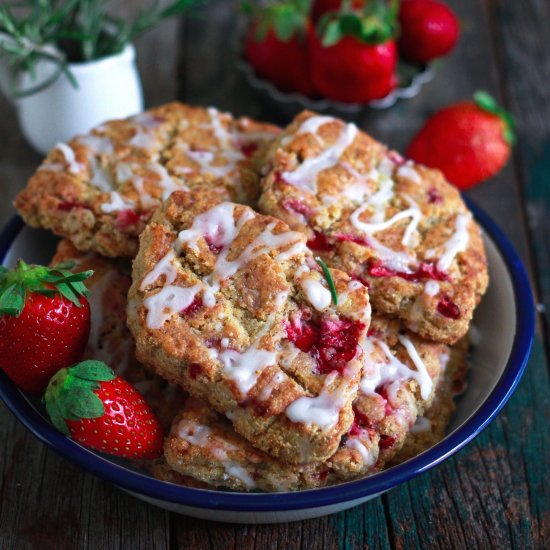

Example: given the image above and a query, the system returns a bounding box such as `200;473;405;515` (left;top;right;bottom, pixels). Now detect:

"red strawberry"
0;260;92;394
309;0;399;102
44;360;164;459
398;0;459;63
243;1;316;96
407;91;515;189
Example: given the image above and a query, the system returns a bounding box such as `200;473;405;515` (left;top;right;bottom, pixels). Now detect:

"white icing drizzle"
179;148;242;178
55;143;82;174
143;284;202;329
207;107;232;146
411;416;431;433
295;115;335;138
424;280;440;296
300;277;331;311
131;112;163;129
258;371;286;401
397;161;421;184
77;134;113;155
274;290;289;309
216;346;277;395
360;335;433;401
129;128;157;150
351;197;421;248
101;191;134;213
397;334;433;400
346;437;378;466
224;462;256;489
149;163;183;200
436;214;471;271
177;418;212;446
140;250;178;289
282;121;358;194
286;372;351;430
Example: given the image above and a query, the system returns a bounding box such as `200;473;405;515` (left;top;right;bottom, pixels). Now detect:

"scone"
50;239;185;428
258;111;488;344
127;189;372;464
392;335;469;463
16;103;280;258
160;317;449;491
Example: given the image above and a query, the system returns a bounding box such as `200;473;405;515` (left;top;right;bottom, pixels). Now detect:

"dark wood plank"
172;497;391;550
486;0;550;362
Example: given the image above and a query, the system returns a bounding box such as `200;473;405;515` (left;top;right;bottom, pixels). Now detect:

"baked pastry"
160;316;449;491
50;239;185;428
16;103;280;258
258;111;489;344
127;189;372;464
392;335;469;463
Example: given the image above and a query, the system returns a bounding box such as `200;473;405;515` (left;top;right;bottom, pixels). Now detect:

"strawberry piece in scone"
258;111;488;344
15;103;280;258
127;189;371;464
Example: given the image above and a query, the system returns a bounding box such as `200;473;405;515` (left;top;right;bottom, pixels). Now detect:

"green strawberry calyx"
0;259;93;317
474;91;516;145
242;0;311;42
44;360;116;436
318;0;400;47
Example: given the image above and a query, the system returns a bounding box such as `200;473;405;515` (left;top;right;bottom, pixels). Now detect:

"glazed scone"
127;189;372;464
50;239;185;428
392;335;469;463
16;103;280;258
258;111;488;344
160;318;449;491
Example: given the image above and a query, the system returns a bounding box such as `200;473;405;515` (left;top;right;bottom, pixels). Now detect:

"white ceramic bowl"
0;199;533;524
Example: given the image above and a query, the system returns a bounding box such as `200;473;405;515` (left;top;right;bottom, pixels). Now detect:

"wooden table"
0;1;548;548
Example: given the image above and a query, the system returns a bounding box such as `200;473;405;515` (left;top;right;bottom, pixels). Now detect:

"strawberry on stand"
407;91;515;189
44;360;164;459
243;0;316;96
0;260;92;394
309;0;399;102
398;0;459;63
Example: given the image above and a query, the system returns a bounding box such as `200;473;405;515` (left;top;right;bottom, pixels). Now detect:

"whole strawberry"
309;0;399;103
0;260;92;394
244;0;316;96
44;361;164;459
407;91;515;189
398;0;459;63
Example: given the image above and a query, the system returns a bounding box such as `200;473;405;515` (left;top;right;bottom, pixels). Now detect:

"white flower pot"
8;44;144;155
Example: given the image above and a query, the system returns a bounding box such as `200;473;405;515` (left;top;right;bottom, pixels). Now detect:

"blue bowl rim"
0;199;534;513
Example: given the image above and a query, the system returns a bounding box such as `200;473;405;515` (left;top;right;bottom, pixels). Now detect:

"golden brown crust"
258;110;489;344
127;189;372;464
16;103;280;258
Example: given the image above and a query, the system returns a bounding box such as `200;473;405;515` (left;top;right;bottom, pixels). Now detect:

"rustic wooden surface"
0;0;549;548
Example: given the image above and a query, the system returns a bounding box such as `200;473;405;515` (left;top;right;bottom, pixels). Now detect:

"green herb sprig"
0;0;204;98
316;257;338;305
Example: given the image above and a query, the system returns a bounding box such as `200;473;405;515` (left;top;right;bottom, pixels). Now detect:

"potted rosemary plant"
0;1;201;154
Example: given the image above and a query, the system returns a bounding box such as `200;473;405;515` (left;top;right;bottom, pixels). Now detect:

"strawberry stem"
474;90;516;145
0;259;93;317
44;361;116;436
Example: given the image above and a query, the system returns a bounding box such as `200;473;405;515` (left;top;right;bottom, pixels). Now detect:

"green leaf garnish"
43;361;116;436
474;90;516;145
0;259;93;316
316;257;338;305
